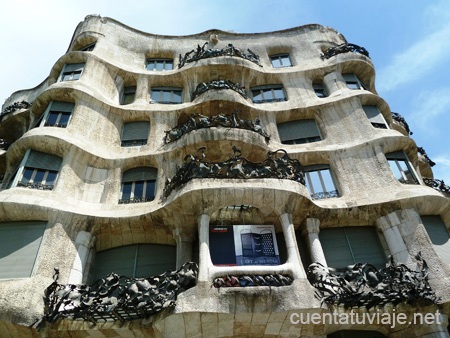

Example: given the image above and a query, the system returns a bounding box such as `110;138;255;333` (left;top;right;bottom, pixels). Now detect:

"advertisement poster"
209;224;280;266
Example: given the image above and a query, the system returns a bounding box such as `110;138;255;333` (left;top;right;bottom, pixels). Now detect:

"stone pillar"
173;228;194;269
376;213;410;264
197;213;213;282
68;231;94;284
302;218;327;266
280;213;306;279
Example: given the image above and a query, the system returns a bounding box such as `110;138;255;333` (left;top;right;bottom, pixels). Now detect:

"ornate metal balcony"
192;79;247;100
423;177;450;195
320;43;370;60
118;196;154;204
163;147;305;198
417;147;436;167
307;253;438;308
164;111;270;144
212;273;293;288
0;100;31;121
35;262;198;328
178;42;261;68
17;182;54;190
391;112;413;135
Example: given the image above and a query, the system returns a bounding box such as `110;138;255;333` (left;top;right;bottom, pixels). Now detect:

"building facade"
1;15;450;337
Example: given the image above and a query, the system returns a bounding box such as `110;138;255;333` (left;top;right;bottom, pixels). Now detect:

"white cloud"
410;87;450;128
432;155;450;184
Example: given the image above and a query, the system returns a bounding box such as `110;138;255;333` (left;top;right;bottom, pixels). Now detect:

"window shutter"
386;151;406;160
343;73;358;82
278;119;320;142
92;245;136;280
50;101;74;112
422;216;450;264
363;106;385;125
135;244;176;277
26;150;62;171
320;228;354;269
122;167;157;182
0;221;47;278
122;122;149;142
63;63;85;72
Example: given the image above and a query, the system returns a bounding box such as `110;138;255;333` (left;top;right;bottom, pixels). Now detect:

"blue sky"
1;0;449;183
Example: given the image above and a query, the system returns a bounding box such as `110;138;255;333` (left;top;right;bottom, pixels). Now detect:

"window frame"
146;58;174;71
313;82;327;98
150;87;183;104
59;63;85;82
121;86;136;105
40;101;75;128
270;53;292;68
251;84;287;103
304;164;339;200
362;105;388;129
120;121;149;147
386;151;419;185
343;73;366;90
79;42;96;52
277;119;322;145
119;167;157;203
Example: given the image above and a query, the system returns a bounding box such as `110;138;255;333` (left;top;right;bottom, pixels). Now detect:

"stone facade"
0;15;449;338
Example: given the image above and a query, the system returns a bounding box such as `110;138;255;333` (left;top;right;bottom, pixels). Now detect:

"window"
0;221;47;279
270;54;292;68
41;101;74;128
146;58;173;71
422;215;450;264
343;73;366;90
313;82;327;98
120;167;157;203
59;63;85;81
363;105;387;129
328;330;386;338
251;85;286;103
121;86;136;105
15;150;62;190
277;119;321;144
121;121;149;147
150;87;183;104
92;244;176;280
320;227;386;270
80;42;96;51
386;151;418;185
304;165;339;200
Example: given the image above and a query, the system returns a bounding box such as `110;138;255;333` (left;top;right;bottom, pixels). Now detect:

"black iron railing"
192;80;247;100
321;43;370;60
423;177;450;195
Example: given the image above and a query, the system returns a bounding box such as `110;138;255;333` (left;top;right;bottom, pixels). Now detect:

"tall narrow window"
146;59;173;71
92;244;176;280
270;54;292;68
363;105;387;129
422;215;450;264
41;101;74;128
59;63;85;82
304;165;339;200
251;85;286;103
313;82;327;98
386;151;418;185
150;87;182;104
121;86;136;105
16;150;62;190
320;226;386;270
121;121;149;147
120;167;157;203
277;119;321;144
343;73;365;90
0;221;47;278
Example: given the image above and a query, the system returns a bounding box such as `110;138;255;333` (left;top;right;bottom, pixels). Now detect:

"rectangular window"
43;101;74;128
313;83;327;98
251;85;286;103
146;59;173;71
16;150;62;190
343;73;365;90
304;165;339;200
120;167;157;203
150;87;182;104
422;215;450;264
60;63;85;81
277;119;321;144
121;121;149;147
386;151;418;185
270;54;292;68
320;226;386;270
121;86;136;105
363;105;387;129
80;42;96;51
0;221;47;278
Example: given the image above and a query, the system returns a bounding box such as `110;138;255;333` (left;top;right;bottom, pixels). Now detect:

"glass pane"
271;58;282;68
72;71;81;80
281;55;291;66
45;171;57;186
121;182;132;201
252;91;263;102
155;62;164;71
145;180;156;200
33;169;45;184
307;171;323;194
45;112;58;126
172;91;182;103
388;160;403;181
58;113;70;127
320;169;336;193
133;181;144;199
165;62;173;70
151;90;161;102
273;88;285;100
62;73;72;81
21;168;34;185
146;61;154;70
162;91;171;102
346;81;360;90
122;93;135;105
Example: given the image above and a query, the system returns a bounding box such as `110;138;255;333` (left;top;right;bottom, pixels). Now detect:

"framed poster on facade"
209;224;280;266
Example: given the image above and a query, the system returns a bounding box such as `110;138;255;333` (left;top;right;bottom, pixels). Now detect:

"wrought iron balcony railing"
118;196;154;204
178;42;262;68
164;111;270;144
417;147;436;167
321;43;370;60
192;79;247;100
391;112;413;135
17;182;54;190
423;177;450;195
0;100;31;121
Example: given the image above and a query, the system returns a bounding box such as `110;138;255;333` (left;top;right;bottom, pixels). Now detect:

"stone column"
68;231;94;284
197;213;213;282
173;228;194;269
302;218;327;266
280;213;306;279
376;213;410;264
